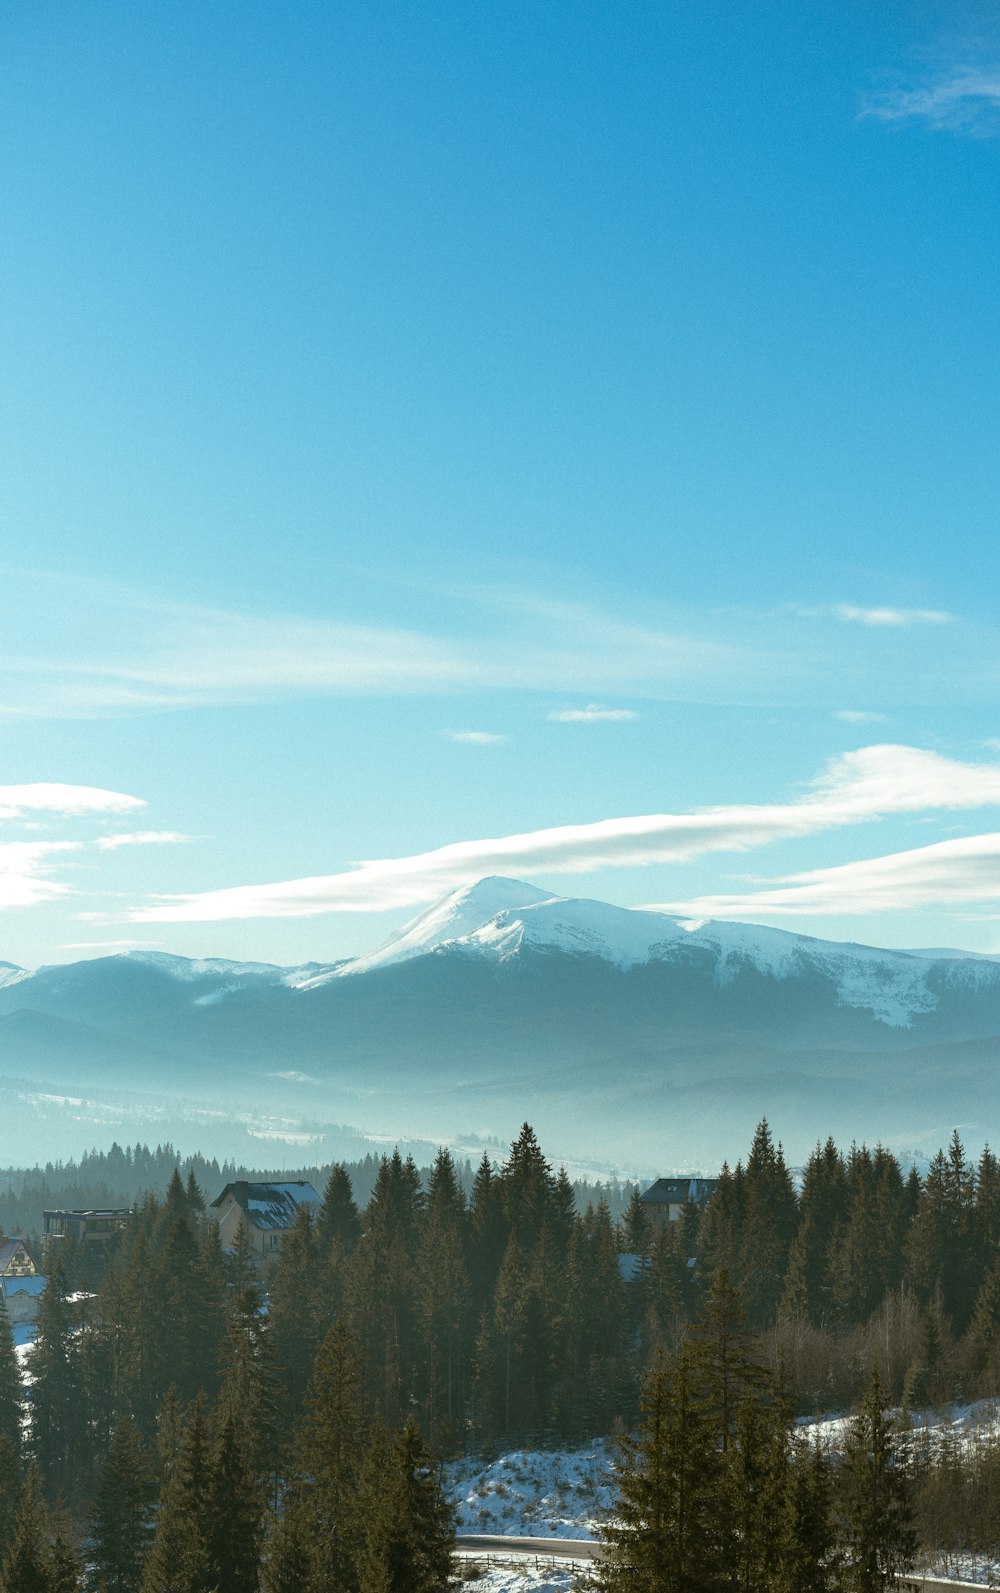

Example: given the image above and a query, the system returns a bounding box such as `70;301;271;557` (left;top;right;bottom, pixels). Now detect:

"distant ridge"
3;878;1000;1165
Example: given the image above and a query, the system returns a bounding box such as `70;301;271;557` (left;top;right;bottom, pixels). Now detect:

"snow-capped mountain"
317;876;998;1030
4;878;1000;1166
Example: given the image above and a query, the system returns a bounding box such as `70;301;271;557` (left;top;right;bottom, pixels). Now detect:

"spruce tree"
297;1318;367;1593
317;1163;361;1257
0;1459;44;1593
689;1268;765;1455
839;1366;917;1592
260;1489;314;1593
726;1391;790;1592
778;1435;838;1593
90;1415;155;1593
416;1149;470;1443
598;1345;723;1593
0;1461;56;1593
268;1204;323;1420
0;1432;22;1550
140;1397;212;1593
203;1408;262;1593
0;1297;22;1456
371;1421;454;1593
28;1268;84;1501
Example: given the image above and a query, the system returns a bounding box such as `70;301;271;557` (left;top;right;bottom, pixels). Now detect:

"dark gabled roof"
210;1181;320;1232
640;1177;718;1206
0;1238;31;1274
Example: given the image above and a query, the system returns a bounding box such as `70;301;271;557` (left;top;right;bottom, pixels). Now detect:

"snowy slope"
322;878;1000;1029
4;877;1000;1034
299;877;556;985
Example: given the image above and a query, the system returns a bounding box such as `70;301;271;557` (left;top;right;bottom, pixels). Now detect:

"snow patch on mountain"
0;963;30;990
326;880;1000;1029
123;950;282;980
316;878;556;982
465;897;687;969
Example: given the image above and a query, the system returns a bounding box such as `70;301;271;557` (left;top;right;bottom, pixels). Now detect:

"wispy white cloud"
835;710;888;724
0;577;762;718
864;66;1000;135
129;743;1000;923
0;840;82;909
651;832;1000;919
95;831;194;850
834;604;953;628
548;705;639;723
0;781;148;909
442;731;507;745
0;783;145;822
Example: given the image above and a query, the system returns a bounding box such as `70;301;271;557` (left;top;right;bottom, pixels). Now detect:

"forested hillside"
4;1119;1000;1587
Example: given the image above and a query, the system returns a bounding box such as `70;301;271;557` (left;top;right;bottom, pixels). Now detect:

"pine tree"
689;1268;765;1455
738;1120;798;1328
965;1259;1000;1389
268;1204;323;1419
492;1235;527;1434
597;1346;724;1593
260;1489;314;1593
370;1421;454;1593
317;1163;361;1257
0;1461;64;1593
0;1432;22;1550
620;1188;653;1259
469;1152;506;1309
777;1434;838;1593
203;1408;262;1593
217;1281;282;1500
297;1318;366;1593
28;1268;84;1501
727;1390;790;1593
781;1139;846;1325
416;1148;470;1444
0;1296;22;1456
348;1151;424;1424
46;1506;82;1593
140;1397;212;1593
501;1123;556;1248
90;1415;155;1593
839;1366;918;1592
0;1459;46;1593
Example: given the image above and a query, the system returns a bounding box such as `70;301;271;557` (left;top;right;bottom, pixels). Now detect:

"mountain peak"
331;876;556;979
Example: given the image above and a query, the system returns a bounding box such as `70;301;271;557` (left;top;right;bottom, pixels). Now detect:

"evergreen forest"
3;1119;1000;1588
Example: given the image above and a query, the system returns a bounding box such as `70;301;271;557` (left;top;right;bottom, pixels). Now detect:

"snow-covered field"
455;1567;579;1593
445;1443;613;1539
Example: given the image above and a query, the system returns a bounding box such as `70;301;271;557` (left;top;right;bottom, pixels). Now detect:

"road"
455;1538;988;1590
455;1534;601;1561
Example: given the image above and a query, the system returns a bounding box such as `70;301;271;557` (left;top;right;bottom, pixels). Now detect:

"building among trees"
210;1180;320;1277
639;1176;718;1228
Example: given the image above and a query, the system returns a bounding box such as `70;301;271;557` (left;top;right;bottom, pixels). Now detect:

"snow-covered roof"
1;1275;47;1299
210;1180;320;1231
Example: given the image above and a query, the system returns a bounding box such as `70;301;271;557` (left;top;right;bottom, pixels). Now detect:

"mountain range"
3;877;1000;1167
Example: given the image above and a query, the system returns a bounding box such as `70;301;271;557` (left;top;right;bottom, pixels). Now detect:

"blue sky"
3;0;1000;967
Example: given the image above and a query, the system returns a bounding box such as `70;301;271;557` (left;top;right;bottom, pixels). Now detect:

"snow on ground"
454;1565;580;1593
803;1395;1000;1457
445;1443;614;1539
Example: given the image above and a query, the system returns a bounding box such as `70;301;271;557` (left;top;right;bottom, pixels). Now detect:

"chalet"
0;1237;47;1329
639;1176;718;1229
210;1180;320;1278
0;1237;34;1278
43;1208;130;1255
